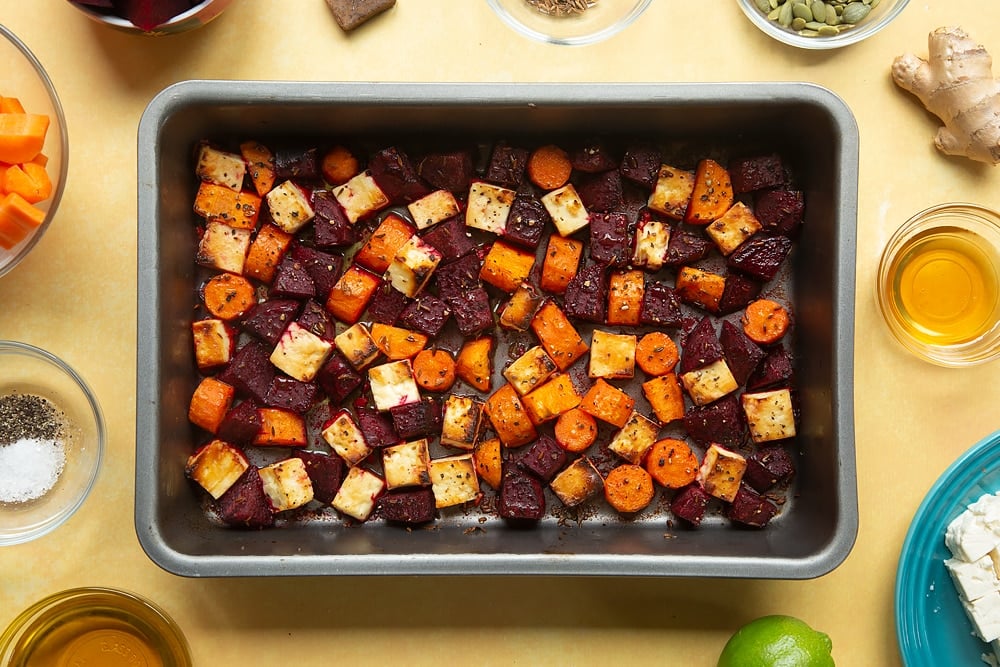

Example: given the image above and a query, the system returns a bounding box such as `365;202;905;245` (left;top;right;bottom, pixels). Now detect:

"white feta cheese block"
439;395;484;450
705;201;762;256
265;180;315;234
408;189;461;230
270;321;333;383
503;345;557;396
965;591;1000;642
541;183;589;237
632;217;670;271
429;454;481;509
368;359;421;412
196;220;252;274
948;505;1000;563
607;411;660;465
332;467;385;521
334;171;390;224
185;439;249;500
321;410;372;466
681;359;739;407
386;235;442;298
698;444;747;502
334;323;380;370
742;388;797;443
465;181;515;234
588;330;637;380
382;439;431;490
947;556;1000;603
196;144;246;192
259;458;314;512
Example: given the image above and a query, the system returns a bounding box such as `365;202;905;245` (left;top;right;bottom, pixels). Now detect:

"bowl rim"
486;0;653;46
66;0;229;32
736;0;910;50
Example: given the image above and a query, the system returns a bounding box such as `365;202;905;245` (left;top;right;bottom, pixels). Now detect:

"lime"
717;615;835;667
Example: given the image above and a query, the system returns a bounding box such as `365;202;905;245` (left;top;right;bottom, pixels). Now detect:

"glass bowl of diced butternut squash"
0;24;67;279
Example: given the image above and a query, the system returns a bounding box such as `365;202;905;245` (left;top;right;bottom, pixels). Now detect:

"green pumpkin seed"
870;0;880;7
842;1;870;22
769;0;779;8
791;16;807;29
798;29;820;36
810;1;827;22
778;1;794;26
817;24;839;36
804;20;827;30
754;0;770;12
768;6;782;20
826;9;841;25
791;3;813;20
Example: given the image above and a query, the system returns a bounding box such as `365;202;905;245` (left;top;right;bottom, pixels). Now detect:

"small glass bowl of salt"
0;341;104;545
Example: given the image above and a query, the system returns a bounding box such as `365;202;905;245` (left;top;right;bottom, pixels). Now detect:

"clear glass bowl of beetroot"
66;0;233;35
0;341;105;546
487;0;652;46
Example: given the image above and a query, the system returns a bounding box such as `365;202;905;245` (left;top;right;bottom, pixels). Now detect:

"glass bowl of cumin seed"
0;341;105;546
486;0;652;46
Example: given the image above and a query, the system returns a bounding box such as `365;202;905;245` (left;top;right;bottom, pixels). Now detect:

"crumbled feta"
945;492;1000;656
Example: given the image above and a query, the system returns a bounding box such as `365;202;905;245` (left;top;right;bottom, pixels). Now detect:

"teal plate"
896;429;1000;666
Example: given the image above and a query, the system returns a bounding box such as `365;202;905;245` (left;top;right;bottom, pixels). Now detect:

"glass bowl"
65;0;233;36
0;25;68;279
0;341;105;545
0;587;191;667
876;203;1000;367
736;0;909;50
486;0;652;46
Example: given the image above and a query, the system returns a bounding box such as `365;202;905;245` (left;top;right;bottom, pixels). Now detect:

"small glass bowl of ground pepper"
0;341;104;546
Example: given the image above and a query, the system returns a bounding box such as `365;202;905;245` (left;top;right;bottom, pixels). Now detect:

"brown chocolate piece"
326;0;396;31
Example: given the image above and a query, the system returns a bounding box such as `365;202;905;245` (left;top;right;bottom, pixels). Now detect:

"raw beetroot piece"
355;403;402;448
719;320;765;386
435;252;483;295
369;146;430;204
744;444;795;493
218;341;275;404
727;485;778;528
746;347;794;391
684;394;746;446
577;170;624;212
728;234;793;282
421;216;476;261
441;287;493;337
265;375;320;413
570;142;617;173
717;272;762;315
291;245;343;298
499;469;546;522
215;467;275;529
399;293;451;338
274;147;320;182
390;397;442;440
563;263;608;323
486;143;530;189
418;150;473;193
316;353;362;403
640;281;683;328
293;449;345;504
679;317;724;374
729;154;786;194
296;299;337;342
241;299;301;347
589;212;633;266
670;483;711;527
516;435;567;483
664;227;711;267
755;190;804;237
503;193;549;250
312;190;357;248
217;400;261;445
620;144;662;190
367;283;411;325
270;254;317;300
378;487;437;525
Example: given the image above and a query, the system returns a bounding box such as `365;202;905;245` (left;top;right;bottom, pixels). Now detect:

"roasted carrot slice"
554;407;598;453
644;438;699;489
636;331;679;376
604;464;655;513
527;144;572;190
0;113;49;164
202;272;256;321
321;145;360;186
412;348;457;392
742;298;791;344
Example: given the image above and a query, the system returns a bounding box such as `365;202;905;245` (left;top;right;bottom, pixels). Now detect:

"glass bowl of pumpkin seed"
487;0;652;46
737;0;909;49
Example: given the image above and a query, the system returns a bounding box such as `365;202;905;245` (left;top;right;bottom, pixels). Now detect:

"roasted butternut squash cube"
540;234;583;295
430;454;481;508
185;439;249;499
254;408;307;447
369;323;427;360
193;182;261;230
503;345;557;397
382;438;432;489
588;330;637;380
647;164;694;220
334;170;390;223
259;458;314;512
706;201;762;256
465;181;515;234
473;437;503;489
480;239;536;293
675;266;725;313
742;388;796;443
642;373;685;424
456;337;494;392
326;264;382;324
322;409;372;466
530;301;588;371
484;383;537;448
607;270;644;326
353;213;416;274
607;411;660;464
580;378;635;428
685;159;734;225
244;223;294;284
698;444;746;502
332;466;385;521
188;376;235;434
523;373;581;425
550;456;604;508
440;395;485;450
541;183;589;236
408;189;461;230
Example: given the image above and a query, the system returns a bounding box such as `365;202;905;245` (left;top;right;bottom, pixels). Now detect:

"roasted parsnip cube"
265;180;315;234
698;443;747;502
742;388;797;443
429;454;481;508
322;409;373;466
368;359;421;412
632;217;670;271
550;456;604;507
196;144;246;192
503;345;557;397
270;321;333;382
334;171;390;223
196;220;252;274
386;234;442;298
185;439;249;499
522;373;582;424
466;181;515;234
334;323;380;370
382;439;432;489
680;358;739;406
588;330;637;380
480;240;536;293
607;411;660;464
407;189;461;230
541;183;589;236
706;202;762;256
191;318;235;370
440;395;485;450
259;458;314;512
647;164;695;220
332;466;385;521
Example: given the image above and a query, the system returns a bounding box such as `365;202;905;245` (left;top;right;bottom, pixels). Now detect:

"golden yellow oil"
889;227;1000;345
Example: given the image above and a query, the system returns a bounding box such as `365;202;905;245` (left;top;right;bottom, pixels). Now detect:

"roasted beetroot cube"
312;190;357;248
664;228;710;267
719;320;765;386
368;146;430;203
729;154;787;194
378;487;437;525
717;272;762;315
217;400;261;445
563;263;608;323
316;354;363;403
744;445;795;492
435;252;483;295
270;254;317;299
578;170;624;212
421;216;476;261
570;142;617;173
390;398;442;440
589;212;633;266
747;347;794;391
441;287;493;337
684;394;746;446
727;485;778;528
291;245;343;298
367;283;411;325
504;193;549;250
640;281;683;328
241;299;300;346
274;147;320;182
680;317;723;374
295;299;336;342
265;375;320;413
486;143;529;188
755;190;804;237
355;403;402;448
218;341;275;403
728;234;793;282
418;150;473;193
516;435;567;483
399;293;451;337
620;144;662;190
670;483;711;527
499;469;546;522
215;467;274;529
293;449;345;504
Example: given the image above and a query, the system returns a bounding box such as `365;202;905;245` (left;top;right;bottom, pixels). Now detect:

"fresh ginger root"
892;27;1000;165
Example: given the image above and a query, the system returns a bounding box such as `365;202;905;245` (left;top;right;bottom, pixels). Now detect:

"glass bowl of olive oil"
877;203;1000;366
